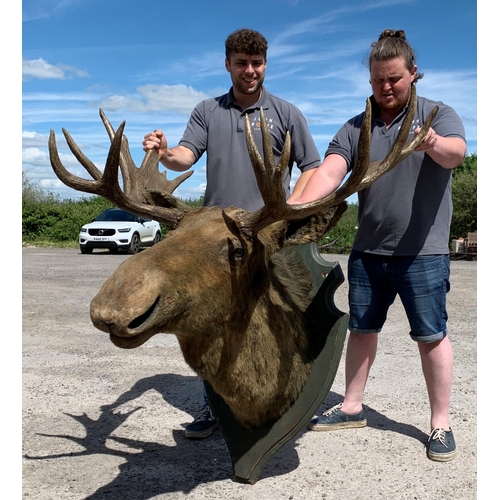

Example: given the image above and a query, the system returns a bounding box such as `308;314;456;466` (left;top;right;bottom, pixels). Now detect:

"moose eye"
232;248;246;259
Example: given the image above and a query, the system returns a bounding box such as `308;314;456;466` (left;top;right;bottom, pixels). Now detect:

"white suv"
79;208;162;254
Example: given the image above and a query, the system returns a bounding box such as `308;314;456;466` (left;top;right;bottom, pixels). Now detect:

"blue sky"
21;0;477;202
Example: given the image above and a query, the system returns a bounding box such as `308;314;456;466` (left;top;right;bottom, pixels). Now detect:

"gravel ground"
22;247;477;499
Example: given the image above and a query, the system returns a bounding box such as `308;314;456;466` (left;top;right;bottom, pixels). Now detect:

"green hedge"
318;202;358;253
450;153;477;241
22;197;114;243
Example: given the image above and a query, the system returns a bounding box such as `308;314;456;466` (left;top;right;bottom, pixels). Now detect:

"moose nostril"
128;296;161;329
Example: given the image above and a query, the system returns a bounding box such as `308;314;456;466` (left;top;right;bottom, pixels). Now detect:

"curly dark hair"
225;28;268;60
369;29;423;82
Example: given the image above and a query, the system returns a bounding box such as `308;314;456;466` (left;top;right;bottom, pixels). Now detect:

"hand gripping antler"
98;109;193;204
48;111;194;228
237;85;438;237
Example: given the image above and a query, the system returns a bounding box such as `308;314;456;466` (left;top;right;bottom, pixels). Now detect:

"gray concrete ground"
22;248;477;499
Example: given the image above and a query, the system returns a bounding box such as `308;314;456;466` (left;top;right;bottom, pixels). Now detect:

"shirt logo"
250;116;274;131
397;118;421;138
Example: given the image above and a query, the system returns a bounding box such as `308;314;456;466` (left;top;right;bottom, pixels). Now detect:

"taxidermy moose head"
49;87;436;427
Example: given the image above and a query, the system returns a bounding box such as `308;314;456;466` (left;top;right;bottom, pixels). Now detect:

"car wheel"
128;234;140;254
153;231;161;245
109;248;119;254
80;246;93;254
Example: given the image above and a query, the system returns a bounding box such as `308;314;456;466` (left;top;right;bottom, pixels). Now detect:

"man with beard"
290;29;466;462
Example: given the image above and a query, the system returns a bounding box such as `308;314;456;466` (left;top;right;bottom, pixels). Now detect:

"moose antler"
48;110;194;228
237;85;439;236
98;109;193;203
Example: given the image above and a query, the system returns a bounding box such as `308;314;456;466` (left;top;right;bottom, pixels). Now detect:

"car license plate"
93;237;109;241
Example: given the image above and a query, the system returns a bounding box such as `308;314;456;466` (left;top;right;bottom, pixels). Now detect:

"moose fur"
90;206;330;427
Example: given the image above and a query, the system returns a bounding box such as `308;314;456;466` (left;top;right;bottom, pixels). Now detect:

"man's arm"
413;127;467;169
159;145;197;172
287;168;317;203
288;154;349;204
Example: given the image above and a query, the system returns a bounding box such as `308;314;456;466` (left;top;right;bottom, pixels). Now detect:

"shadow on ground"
24;374;428;498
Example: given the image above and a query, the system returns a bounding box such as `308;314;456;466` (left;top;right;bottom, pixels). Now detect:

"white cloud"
97;84;211;116
178;182;207;200
22;131;48;147
22;146;94;173
22;147;50;166
22;58;89;81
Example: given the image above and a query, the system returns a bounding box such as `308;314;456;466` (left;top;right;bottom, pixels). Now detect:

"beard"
375;87;411;115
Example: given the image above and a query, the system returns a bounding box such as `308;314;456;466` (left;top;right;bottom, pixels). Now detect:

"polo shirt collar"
227;86;270;112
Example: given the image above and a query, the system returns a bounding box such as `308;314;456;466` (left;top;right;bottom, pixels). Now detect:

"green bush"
183;196;204;208
22;196;113;243
450;153;477;241
318;202;358;254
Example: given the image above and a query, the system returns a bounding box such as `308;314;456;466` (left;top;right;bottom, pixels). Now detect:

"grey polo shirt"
325;94;466;256
179;86;321;211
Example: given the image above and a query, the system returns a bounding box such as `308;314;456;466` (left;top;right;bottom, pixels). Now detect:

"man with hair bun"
291;29;466;462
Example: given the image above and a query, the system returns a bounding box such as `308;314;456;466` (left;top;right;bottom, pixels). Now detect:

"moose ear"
282;203;348;247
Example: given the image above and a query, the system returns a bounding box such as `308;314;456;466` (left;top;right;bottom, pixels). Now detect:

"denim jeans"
347;250;450;343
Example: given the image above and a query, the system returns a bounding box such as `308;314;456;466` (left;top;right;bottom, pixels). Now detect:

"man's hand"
414;126;438;152
143;130;167;158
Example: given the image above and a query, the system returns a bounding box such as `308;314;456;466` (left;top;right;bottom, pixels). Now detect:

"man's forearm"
287;168;317;203
160;145;196;172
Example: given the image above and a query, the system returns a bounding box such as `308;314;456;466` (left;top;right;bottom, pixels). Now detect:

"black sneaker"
426;428;456;462
184;404;219;439
307;403;367;431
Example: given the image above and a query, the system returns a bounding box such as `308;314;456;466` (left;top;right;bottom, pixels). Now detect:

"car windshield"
95;210;137;222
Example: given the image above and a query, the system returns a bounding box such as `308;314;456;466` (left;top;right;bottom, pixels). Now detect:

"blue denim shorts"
347;250;450;343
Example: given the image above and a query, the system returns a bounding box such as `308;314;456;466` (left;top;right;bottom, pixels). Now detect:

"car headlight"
118;228;132;233
80;228;87;233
